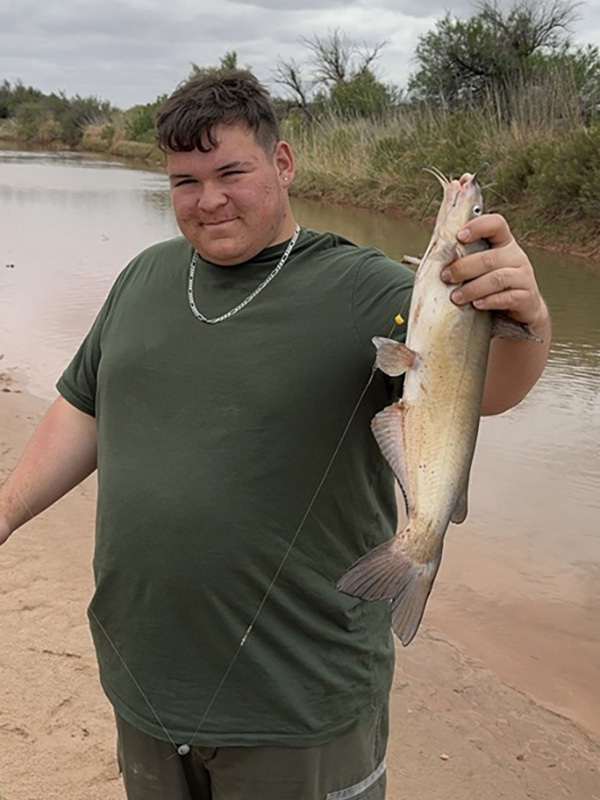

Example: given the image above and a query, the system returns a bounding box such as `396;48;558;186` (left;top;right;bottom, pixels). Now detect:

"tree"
0;80;44;119
538;42;600;120
125;96;167;143
408;0;583;110
189;51;245;78
328;69;394;117
273;57;313;119
274;29;394;119
301;29;385;86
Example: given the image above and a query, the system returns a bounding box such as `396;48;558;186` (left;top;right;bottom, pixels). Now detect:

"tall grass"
286;70;600;252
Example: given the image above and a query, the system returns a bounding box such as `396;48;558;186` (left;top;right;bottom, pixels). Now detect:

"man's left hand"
441;212;549;332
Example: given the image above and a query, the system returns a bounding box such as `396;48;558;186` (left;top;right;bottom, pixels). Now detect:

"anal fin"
371;402;411;514
450;483;469;524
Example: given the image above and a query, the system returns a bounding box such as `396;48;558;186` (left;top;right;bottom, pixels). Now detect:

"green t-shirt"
57;228;414;747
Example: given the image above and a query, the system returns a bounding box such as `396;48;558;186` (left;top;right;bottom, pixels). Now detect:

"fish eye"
472;204;483;216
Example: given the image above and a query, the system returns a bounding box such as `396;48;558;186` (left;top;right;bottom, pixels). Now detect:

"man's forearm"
0;396;97;543
481;302;551;416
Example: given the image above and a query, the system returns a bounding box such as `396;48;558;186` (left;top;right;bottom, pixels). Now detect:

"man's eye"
174;179;195;187
222;171;244;178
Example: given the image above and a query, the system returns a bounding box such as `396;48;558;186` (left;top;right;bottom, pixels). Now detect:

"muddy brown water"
1;148;599;738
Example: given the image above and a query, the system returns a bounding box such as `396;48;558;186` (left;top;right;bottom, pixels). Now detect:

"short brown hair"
155;70;280;154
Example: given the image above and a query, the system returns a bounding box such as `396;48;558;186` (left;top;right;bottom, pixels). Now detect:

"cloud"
1;0;598;107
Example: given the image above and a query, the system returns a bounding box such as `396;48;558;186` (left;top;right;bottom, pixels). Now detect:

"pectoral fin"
372;337;417;377
491;313;542;342
371;402;411;514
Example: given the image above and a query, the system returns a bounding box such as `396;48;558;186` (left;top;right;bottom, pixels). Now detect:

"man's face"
167;124;295;266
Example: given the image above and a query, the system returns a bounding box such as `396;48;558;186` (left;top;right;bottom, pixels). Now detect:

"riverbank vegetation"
280;2;600;255
1;0;598;255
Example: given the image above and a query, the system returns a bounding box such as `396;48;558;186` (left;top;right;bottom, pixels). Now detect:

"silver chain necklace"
187;224;301;324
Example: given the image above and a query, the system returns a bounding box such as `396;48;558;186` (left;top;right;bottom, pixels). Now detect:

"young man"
0;72;550;799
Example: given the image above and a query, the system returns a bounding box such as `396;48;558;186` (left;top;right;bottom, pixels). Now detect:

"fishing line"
473;161;492;181
418;186;441;225
184;374;381;749
481;184;507;206
89;292;412;757
88;608;179;750
12;480;178;747
185;324;402;750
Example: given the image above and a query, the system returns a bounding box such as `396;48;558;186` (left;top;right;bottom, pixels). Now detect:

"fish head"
426;169;485;249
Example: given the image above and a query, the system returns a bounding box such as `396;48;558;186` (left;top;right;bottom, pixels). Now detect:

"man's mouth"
202;218;237;228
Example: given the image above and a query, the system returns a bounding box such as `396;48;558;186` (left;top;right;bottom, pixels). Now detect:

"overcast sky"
1;0;599;109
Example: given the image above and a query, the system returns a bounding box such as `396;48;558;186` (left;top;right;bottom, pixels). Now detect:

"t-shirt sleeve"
351;249;415;400
352;248;415;351
56;275;123;417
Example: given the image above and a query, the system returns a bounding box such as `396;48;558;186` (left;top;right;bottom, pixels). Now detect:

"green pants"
116;703;388;800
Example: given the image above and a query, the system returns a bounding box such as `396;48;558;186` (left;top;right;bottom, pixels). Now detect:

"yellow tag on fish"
395;313;405;325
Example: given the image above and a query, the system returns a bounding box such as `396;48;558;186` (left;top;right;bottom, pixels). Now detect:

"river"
1;148;599;737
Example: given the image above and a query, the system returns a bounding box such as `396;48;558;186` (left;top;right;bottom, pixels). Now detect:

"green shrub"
495;141;541;203
14;101;49;141
125;99;164;143
100;124;115;143
525;125;600;220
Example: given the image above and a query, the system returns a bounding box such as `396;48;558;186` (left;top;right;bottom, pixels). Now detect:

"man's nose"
197;183;227;212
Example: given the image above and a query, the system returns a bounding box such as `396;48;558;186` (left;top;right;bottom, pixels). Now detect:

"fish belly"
403;286;492;543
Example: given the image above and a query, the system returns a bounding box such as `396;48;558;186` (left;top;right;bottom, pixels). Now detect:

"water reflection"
0;148;177;397
1;147;158;172
291;197;432;265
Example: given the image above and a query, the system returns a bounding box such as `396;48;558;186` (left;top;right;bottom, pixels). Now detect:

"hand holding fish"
338;171;551;645
441;187;549;334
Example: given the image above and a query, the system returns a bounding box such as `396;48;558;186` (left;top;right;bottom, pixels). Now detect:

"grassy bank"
0;119;165;167
80;123;164;165
285;107;600;259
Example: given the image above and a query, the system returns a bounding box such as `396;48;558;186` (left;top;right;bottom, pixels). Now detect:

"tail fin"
336;536;440;646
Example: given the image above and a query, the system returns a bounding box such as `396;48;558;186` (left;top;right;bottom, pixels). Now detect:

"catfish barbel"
337;170;537;645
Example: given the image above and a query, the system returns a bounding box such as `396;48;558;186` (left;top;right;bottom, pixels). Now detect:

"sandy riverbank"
0;385;598;800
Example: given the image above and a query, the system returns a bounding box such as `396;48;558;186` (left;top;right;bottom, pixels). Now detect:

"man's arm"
481;304;550;415
441;211;551;416
0;396;97;545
